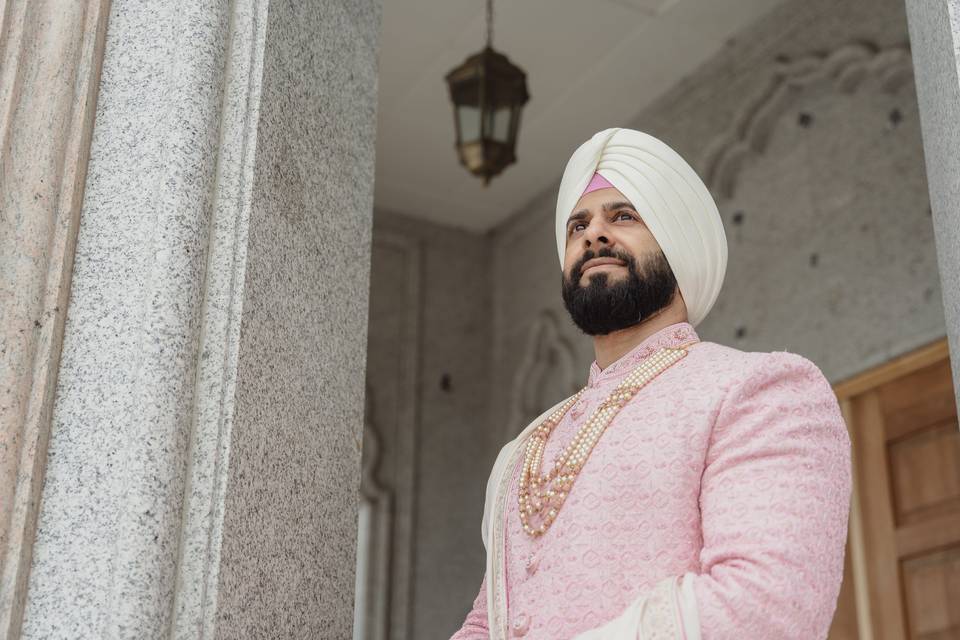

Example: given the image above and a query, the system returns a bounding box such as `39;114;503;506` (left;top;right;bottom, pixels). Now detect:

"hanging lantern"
445;0;529;185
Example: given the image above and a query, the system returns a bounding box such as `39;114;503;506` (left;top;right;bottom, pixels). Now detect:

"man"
450;128;851;639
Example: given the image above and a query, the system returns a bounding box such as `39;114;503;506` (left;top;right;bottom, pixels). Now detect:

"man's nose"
583;219;611;247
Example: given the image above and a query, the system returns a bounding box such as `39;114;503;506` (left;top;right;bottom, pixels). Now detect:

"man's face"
560;187;679;336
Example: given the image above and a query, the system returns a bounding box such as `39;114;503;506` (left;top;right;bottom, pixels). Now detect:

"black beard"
561;246;678;336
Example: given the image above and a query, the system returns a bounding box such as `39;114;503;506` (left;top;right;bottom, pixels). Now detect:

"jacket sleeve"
449;572;490;639
574;352;853;640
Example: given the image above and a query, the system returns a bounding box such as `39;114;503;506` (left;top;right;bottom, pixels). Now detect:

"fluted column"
8;0;381;638
0;1;111;636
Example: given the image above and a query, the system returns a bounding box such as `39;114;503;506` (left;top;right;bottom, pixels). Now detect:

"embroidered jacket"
450;322;852;639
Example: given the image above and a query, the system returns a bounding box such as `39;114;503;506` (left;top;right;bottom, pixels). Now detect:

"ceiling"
374;0;784;233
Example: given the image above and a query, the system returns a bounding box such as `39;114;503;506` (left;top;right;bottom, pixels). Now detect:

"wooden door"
829;339;960;640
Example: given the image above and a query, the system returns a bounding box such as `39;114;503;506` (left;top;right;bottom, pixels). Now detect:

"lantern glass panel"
483;105;512;143
457;105;481;143
510;104;522;140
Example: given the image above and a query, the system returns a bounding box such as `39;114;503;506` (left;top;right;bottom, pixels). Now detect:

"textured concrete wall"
489;0;945;440
365;211;495;639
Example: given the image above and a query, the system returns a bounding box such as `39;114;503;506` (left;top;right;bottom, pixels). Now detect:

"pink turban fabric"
582;172;615;195
556;128;727;327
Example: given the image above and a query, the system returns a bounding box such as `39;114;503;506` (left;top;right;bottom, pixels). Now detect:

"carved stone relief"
702;42;914;199
696;39;939;380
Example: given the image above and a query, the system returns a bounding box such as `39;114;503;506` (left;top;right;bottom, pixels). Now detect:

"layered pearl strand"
518;343;695;538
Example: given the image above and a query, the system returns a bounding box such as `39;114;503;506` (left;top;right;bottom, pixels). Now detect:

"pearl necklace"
518;342;696;538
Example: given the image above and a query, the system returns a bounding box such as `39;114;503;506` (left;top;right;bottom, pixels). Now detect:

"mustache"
571;247;635;280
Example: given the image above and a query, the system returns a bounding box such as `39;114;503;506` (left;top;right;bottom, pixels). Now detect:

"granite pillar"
16;0;381;638
905;0;960;414
212;0;381;636
0;1;111;636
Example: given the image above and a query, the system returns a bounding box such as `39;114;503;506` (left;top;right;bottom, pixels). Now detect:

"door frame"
832;337;953;640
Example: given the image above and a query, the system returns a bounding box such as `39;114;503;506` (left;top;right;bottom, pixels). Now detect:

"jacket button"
512;612;531;636
525;552;540;575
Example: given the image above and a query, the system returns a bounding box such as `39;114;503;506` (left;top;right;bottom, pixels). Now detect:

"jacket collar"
586;321;699;388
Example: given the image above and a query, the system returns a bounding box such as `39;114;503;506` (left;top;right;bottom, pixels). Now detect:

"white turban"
555;128;727;327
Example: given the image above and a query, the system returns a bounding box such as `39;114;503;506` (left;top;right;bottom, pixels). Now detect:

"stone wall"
365;210;494;639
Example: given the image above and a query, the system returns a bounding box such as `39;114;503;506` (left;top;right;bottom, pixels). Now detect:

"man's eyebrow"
566;201;637;226
602;200;636;212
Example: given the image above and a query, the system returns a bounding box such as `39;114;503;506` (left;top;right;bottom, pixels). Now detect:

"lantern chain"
485;0;494;48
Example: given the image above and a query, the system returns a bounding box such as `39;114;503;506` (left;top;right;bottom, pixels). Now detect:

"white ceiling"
374;0;784;232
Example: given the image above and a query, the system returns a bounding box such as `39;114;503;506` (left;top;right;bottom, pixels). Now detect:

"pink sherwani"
451;322;851;639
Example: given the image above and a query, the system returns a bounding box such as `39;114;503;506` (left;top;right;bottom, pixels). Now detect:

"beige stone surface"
0;1;110;636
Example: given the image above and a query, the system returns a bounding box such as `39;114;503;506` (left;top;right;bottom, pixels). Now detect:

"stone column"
905;0;960;413
0;1;111;636
9;0;381;638
211;1;381;636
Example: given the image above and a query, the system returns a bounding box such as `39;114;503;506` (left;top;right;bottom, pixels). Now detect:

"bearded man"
450;128;851;640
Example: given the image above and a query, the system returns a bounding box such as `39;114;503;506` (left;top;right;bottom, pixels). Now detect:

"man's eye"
570;222;586;234
616;212;634;221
